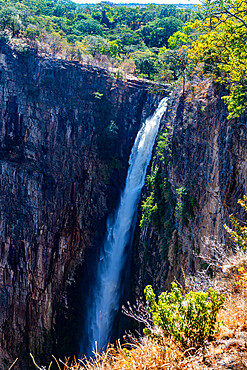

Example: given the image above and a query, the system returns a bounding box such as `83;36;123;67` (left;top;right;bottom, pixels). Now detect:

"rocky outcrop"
2;39;246;367
133;80;247;296
0;42;162;368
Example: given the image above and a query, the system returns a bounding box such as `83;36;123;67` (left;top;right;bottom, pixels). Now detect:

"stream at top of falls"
81;97;169;357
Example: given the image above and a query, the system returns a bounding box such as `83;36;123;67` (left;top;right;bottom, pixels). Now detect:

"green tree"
75;18;103;36
159;4;178;18
188;0;247;118
159;47;189;84
134;50;158;78
25;25;40;42
0;6;22;37
83;35;110;56
141;17;183;48
168;23;194;49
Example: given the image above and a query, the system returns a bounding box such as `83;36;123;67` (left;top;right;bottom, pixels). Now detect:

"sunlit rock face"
133;81;247;297
3;38;246;369
0;42;160;368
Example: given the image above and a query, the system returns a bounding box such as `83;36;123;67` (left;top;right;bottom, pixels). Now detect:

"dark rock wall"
2;41;246;367
133;80;247;297
0;43;160;368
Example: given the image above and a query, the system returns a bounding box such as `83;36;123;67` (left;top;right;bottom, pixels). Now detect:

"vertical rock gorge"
133;81;247;297
1;41;247;368
0;42;161;368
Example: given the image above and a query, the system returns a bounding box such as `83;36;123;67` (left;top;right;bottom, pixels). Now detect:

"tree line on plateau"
0;0;246;117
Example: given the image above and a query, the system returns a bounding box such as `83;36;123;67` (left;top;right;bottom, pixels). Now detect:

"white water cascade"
84;97;168;356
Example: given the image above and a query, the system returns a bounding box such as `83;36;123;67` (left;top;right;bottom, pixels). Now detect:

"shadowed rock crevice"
132;81;247;299
0;42;164;368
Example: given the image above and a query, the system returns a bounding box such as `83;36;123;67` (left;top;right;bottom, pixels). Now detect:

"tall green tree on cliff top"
188;0;247;118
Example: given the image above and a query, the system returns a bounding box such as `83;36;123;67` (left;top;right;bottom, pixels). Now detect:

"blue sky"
72;0;201;5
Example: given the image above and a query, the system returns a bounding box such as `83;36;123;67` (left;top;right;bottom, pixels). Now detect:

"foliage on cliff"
188;0;247;118
139;164;175;261
0;0;200;82
29;250;247;369
1;0;247;116
25;197;247;369
224;195;247;251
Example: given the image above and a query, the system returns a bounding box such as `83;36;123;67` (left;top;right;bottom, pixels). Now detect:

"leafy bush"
235;267;247;290
224;195;247;252
144;283;225;351
139;166;175;260
139;165;159;229
175;186;196;225
156;124;171;164
139;193;158;229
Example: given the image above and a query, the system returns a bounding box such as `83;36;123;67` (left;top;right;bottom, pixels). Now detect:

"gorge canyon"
0;41;246;368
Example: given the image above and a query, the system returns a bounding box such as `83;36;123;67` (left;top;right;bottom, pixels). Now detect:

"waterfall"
83;97;168;356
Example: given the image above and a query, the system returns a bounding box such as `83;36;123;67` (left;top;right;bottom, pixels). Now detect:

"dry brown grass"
28;251;247;370
63;252;247;370
188;250;247;369
218;291;247;335
212;251;247;336
63;327;246;370
63;339;208;370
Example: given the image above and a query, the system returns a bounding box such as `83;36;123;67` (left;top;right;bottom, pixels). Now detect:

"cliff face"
2;41;246;367
0;42;160;368
133;80;247;296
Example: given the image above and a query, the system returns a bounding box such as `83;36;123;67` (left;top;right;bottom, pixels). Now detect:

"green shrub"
144;283;225;351
175;186;196;225
224;195;247;252
139;193;158;229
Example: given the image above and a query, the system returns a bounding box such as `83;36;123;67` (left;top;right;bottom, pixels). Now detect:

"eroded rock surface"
133;80;247;296
0;42;160;368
